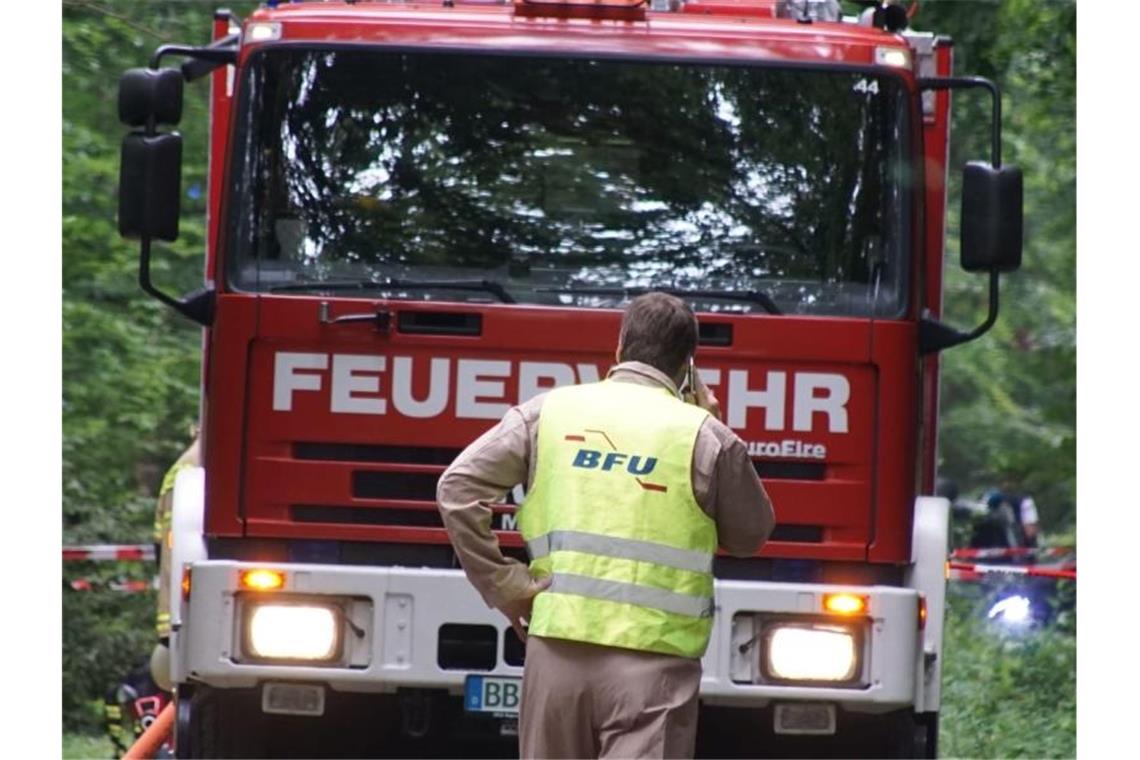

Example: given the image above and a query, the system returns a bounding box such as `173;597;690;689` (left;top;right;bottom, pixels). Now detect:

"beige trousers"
519;636;701;759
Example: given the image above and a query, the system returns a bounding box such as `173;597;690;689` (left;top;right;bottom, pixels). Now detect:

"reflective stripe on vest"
527;530;714;575
548;572;714;618
519;380;717;658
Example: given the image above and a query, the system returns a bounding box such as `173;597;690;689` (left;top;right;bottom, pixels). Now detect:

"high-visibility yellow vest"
152;462;189;544
518;380;717;658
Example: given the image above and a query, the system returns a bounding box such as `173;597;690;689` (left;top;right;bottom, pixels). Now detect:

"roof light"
822;592;867;615
776;0;842;23
240;568;286;591
514;0;647;21
875;46;912;69
181;566;192;601
246;22;282;43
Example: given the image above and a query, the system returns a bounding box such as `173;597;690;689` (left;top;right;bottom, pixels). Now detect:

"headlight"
245;603;340;662
764;624;859;683
987;594;1033;625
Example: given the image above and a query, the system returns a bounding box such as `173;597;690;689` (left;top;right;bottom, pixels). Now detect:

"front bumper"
176;562;920;712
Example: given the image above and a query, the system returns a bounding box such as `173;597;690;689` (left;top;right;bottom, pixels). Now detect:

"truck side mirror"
118;66;184;241
961;161;1023;273
119;67;184;127
117;49;221;328
119;132;182;242
917;75;1023;354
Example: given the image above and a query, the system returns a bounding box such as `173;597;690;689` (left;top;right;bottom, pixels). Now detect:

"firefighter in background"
103;662;172;759
150;435;201;691
993;486;1041;547
962;483;1041;550
438;293;774;758
104;682;130;758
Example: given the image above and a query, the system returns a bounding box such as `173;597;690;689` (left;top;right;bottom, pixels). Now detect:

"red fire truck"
117;1;1022;756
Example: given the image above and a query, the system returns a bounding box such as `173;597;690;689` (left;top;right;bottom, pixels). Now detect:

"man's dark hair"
618;293;698;380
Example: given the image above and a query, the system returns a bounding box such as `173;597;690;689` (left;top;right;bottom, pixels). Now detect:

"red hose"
123;701;174;760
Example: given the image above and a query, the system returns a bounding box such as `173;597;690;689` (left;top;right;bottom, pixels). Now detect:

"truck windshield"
228;49;912;317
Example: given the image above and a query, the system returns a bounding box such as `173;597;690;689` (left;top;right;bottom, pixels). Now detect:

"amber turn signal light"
822;592;868;616
240;569;286;591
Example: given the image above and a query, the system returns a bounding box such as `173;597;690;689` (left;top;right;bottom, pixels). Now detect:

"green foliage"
940;590;1076;758
62;0;222;732
62;0;263;732
63;730;116;760
63;0;209;542
918;0;1076;530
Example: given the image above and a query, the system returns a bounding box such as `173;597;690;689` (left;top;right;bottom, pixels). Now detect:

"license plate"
262;682;325;716
773;702;836;735
464;675;522;716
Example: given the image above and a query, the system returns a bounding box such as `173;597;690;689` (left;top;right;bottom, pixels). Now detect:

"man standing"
438;293;774;758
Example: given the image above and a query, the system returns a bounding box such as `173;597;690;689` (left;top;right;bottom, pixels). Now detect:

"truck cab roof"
243;0;917;69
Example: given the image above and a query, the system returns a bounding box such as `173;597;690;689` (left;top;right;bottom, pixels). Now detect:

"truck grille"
769;525;824;542
294;442;462;465
753;461;825;480
268;443;825;554
292;506;445;528
351;471;439;501
275;443;462;538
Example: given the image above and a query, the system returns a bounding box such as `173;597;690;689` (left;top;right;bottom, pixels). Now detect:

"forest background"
60;1;1076;757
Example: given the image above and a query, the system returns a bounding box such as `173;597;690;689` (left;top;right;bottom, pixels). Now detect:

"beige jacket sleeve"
691;418;775;557
437;396;545;609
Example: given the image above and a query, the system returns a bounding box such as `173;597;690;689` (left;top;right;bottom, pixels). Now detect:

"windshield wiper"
536;285;782;315
269;280;380;293
268;277;516;304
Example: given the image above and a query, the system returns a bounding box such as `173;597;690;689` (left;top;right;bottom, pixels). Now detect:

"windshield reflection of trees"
240;51;909;316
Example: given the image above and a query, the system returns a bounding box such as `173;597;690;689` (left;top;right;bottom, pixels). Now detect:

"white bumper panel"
178;562;920;712
168;467;206;631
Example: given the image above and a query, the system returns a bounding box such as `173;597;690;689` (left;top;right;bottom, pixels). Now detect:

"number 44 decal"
853;78;880;94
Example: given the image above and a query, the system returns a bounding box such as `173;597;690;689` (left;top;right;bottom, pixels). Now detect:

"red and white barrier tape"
63;544;154;562
950;546;1074;560
948;560;1076;581
68;578;155;593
